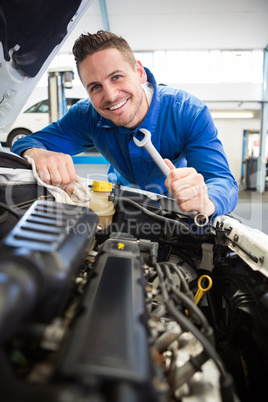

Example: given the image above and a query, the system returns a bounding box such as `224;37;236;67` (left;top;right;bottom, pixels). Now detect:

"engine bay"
1;159;268;402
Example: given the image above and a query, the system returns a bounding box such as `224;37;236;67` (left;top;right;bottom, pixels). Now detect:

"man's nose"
103;84;118;101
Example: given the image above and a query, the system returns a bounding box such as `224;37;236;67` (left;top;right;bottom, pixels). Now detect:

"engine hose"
113;196;190;231
151;254;234;389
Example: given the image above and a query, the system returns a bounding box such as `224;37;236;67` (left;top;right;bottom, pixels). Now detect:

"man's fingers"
164;165;213;214
49;158;77;195
164;158;175;171
25;149;77;195
165;167;198;199
171;174;206;201
65;155;77;195
64;182;76;196
50;170;65;187
37;167;52;185
163;162;216;218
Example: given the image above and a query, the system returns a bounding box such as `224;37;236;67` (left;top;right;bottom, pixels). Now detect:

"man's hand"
23;148;77;196
164;159;215;218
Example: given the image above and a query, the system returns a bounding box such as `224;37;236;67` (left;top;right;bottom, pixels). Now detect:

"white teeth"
109;100;127;110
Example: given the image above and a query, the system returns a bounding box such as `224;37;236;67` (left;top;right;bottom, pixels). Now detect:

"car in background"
4;97;81;148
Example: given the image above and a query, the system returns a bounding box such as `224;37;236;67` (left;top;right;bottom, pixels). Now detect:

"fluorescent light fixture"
211;111;254;119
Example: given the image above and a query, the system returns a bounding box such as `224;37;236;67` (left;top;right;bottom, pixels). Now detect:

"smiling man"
11;30;238;221
80;48;148;128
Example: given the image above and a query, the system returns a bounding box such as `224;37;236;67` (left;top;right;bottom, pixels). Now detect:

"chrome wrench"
133;128;209;227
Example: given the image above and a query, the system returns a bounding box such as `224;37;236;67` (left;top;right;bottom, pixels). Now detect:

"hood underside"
0;0;92;135
0;0;83;77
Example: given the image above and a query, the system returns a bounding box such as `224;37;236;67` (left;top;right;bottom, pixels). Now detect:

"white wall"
215;118;261;184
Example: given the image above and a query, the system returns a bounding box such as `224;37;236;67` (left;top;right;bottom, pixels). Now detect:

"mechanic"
11;30;238;221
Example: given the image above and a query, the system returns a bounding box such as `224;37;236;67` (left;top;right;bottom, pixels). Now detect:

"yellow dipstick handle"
194;275;213;305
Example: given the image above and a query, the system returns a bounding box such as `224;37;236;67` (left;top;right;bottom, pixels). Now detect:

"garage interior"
1;2;268;402
3;0;266;232
2;1;267;226
50;0;268;234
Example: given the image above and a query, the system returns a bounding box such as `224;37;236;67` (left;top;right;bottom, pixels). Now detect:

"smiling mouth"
107;99;128;111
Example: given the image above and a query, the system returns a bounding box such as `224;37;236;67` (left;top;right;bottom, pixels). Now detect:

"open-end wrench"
133;128;209;227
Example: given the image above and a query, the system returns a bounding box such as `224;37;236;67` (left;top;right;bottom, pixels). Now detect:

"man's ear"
135;60;147;84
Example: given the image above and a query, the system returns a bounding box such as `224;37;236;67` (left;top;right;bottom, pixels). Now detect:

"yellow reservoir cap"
92;180;113;192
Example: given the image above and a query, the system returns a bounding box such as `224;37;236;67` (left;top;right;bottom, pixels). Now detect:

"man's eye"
91;85;100;92
113;75;121;81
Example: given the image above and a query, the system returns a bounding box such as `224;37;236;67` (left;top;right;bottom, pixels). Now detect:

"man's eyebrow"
86;70;124;90
86;81;99;90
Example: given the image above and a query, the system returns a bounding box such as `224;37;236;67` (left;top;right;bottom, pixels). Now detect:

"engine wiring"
113;195;191;231
159;262;212;333
0;201;20;219
1;186;263;401
147;241;236;401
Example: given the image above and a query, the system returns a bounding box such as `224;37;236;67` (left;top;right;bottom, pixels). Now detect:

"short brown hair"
72;30;136;72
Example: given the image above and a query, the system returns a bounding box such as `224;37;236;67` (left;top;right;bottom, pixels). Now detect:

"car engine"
1;154;268;402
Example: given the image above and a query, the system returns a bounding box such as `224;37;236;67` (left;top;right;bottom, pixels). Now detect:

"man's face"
79;48;148;129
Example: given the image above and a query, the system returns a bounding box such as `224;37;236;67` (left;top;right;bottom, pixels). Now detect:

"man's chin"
108;115;135;128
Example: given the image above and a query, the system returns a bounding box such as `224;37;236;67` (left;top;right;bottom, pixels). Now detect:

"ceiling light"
211;111;254;119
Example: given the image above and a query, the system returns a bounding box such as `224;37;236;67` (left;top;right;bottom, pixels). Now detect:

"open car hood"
0;0;92;137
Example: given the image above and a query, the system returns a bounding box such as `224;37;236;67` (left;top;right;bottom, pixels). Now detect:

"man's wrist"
22;149;31;157
22;148;40;158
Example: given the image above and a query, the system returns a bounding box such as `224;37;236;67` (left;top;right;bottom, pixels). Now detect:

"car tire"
7;129;31;148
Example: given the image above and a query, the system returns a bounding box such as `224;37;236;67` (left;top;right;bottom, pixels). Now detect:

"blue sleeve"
182;105;238;217
11;101;95;156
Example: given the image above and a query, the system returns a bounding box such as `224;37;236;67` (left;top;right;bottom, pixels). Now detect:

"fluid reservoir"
90;181;115;229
